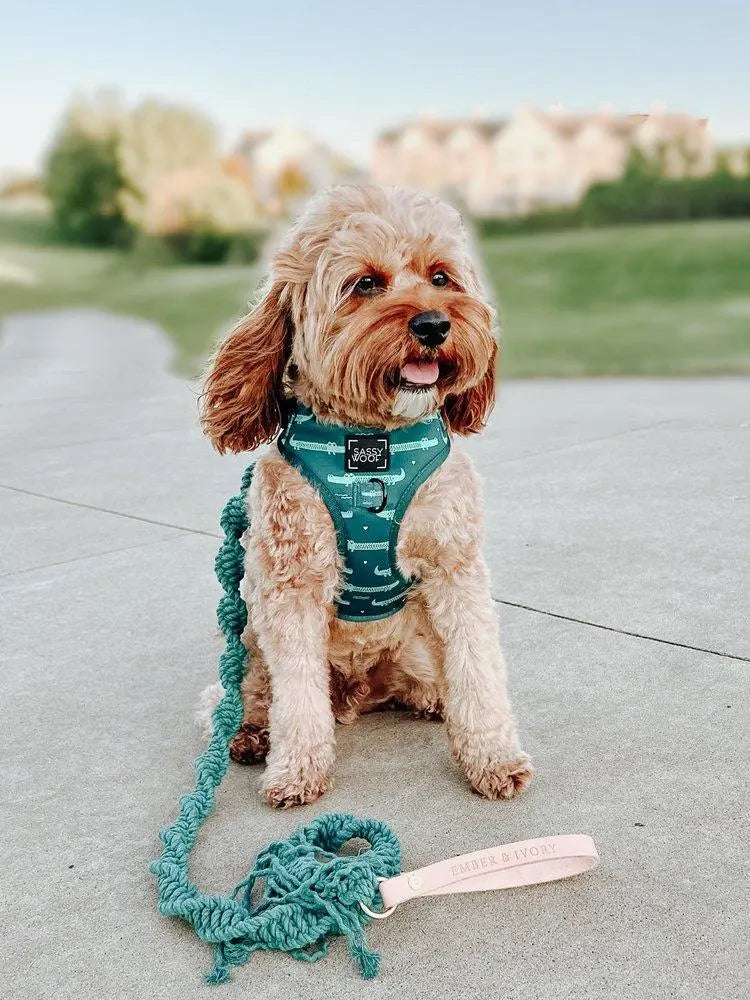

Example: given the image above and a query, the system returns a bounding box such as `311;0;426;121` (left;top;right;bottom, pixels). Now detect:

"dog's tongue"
400;361;440;386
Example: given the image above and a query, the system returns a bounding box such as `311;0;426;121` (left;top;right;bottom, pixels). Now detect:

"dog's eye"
353;275;382;295
431;270;450;287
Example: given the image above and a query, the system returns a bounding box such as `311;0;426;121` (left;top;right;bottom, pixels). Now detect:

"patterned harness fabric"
278;404;451;621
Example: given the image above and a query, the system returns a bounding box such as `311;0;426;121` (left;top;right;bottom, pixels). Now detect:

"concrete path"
2;309;748;1000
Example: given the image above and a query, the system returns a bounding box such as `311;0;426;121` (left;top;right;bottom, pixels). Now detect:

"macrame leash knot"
151;464;402;984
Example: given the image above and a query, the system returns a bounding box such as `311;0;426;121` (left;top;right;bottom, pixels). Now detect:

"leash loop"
378;834;599;910
365;477;388;513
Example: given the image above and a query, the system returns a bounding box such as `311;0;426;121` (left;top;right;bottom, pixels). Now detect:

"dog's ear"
442;338;498;435
201;281;292;453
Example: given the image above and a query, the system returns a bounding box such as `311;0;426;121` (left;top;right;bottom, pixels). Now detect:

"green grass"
0;211;259;370
483;219;750;376
1;211;749;376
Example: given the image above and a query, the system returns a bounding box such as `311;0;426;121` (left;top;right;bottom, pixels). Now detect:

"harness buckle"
366;477;388;514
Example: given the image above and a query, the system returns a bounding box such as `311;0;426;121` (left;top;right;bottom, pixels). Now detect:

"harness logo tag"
345;435;390;472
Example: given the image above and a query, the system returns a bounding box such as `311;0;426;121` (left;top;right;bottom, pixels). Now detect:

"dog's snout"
408;310;451;347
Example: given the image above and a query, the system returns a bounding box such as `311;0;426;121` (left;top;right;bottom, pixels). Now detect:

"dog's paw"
261;746;333;809
411;697;444;721
230;723;269;764
467;754;534;800
450;727;533;801
393;685;444;720
331;674;370;725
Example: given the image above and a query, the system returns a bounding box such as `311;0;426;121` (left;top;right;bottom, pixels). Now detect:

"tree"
117;100;218;229
141;163;260;262
44;93;130;245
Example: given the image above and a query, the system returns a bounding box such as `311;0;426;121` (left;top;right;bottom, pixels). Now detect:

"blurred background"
1;0;748;376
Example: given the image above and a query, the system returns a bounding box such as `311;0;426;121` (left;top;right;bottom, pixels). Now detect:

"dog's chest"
277;405;451;623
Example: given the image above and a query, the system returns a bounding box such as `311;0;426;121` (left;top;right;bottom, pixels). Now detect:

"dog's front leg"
253;595;335;808
420;557;533;800
247;455;339;808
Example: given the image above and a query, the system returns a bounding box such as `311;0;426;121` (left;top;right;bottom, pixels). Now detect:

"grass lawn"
482;219;750;376
0;211;259;371
1;211;749;376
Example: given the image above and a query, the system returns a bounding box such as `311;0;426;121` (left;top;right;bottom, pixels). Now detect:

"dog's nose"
408;311;451;347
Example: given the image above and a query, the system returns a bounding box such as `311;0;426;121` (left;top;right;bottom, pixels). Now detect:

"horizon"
3;0;749;175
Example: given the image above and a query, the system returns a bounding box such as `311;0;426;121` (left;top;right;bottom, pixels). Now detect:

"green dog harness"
278;404;451;622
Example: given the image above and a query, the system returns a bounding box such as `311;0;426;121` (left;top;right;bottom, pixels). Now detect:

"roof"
236;130;273;155
377;118;507;144
376;109;711;147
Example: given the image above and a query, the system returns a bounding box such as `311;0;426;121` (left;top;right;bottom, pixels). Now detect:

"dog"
199;184;533;808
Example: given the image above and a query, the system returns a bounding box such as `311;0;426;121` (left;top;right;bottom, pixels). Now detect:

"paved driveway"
2;310;747;999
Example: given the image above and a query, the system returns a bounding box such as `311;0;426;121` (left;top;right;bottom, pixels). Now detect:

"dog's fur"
199;184;532;808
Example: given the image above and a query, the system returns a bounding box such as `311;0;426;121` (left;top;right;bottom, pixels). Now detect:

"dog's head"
202;185;497;453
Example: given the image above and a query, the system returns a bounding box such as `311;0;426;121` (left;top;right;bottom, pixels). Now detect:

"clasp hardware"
358;876;398;919
365;477;388;514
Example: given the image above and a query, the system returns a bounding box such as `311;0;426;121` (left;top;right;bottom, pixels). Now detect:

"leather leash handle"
375;834;599;913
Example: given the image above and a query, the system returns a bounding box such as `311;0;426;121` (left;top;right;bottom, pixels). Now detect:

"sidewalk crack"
0;533;196;580
0;482;221;539
493;597;749;663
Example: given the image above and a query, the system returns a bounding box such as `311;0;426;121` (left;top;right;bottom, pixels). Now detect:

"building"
235;126;358;215
372;107;716;216
719;145;750;176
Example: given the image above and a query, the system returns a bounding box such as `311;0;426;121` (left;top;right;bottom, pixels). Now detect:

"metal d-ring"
366;477;388;514
358;877;397;919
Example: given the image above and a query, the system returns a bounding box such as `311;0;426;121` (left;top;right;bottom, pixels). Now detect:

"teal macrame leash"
150;463;402;984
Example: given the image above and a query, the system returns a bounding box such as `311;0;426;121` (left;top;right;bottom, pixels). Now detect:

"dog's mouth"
396;359;454;391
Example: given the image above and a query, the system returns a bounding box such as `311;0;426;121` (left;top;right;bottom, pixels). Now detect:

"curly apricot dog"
199;184;532;808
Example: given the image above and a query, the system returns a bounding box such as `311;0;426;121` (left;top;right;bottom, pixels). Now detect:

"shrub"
44;129;131;246
224;229;267;264
143;166;256;235
476;206;582;238
138;163;262;263
134;226;266;265
476;171;750;236
581;172;750;225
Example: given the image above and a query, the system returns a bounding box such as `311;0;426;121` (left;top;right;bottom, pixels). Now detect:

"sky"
2;0;749;173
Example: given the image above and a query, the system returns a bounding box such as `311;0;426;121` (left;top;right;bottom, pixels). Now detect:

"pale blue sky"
3;0;748;172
